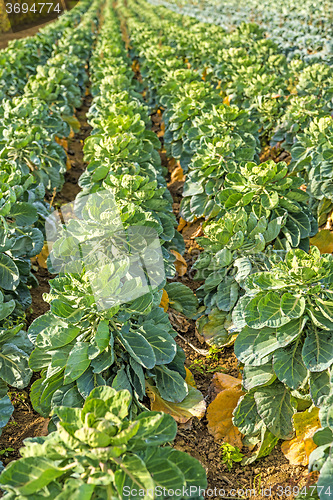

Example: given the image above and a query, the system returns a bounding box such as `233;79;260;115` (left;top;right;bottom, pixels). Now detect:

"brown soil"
0;392;49;466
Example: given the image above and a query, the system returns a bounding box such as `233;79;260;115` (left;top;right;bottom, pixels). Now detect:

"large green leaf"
258;291;289;328
0;254;19;291
153;365;188;403
280;293;305;319
242;364;275;391
317;457;333;500
64;342;90;384
0;395;13;431
254;381;296;439
234;325;279;366
0;457;67;495
273;339;308;390
10;202;38;226
302;329;333;372
118;328;156;369
140;323;176;365
233;392;262;436
114;454;154;500
0;343;32;388
164;282;198;318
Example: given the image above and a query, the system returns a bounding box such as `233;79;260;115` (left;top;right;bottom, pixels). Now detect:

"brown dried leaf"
171;165;185;183
54;136;68;150
209;373;242;400
206;384;243;447
190;225;204;239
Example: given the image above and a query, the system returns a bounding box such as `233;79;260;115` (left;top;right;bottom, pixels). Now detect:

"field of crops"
0;0;332;498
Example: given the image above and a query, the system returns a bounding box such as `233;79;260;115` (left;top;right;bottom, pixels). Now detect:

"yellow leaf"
159;289;169;312
66;154;71;171
54;136;68;150
281;407;321;466
171;165;185;183
185;368;197;388
170;250;187;277
310;230;333;254
223;95;231;106
206;373;243;447
36;242;50;269
177;217;187;232
146;382;206;424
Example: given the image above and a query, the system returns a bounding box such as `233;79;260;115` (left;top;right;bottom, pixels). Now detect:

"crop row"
150;0;333;63
26;0;202;422
0;1;209;497
0;0;94;102
115;0;333;495
129;0;333;225
0;0;101;464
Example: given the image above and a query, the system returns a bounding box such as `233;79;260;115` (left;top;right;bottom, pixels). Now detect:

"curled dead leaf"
190;225;204;239
170;249;187;276
54;136;68;150
146;382;206;424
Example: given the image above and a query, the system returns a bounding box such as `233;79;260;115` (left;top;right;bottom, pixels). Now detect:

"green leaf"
254;380;296;439
280;293;305;319
242;364;275;391
36;325;80;349
140;324;176;365
242;427;279;465
0;395;13;430
95;320;110;352
258;291;289;328
64;342;90;384
317;456;333;499
118;328;156;369
114;454;154;500
10;202;38;226
153;365;188;403
0;254;19;291
233;393;262;436
0;343;32;388
315;298;333;323
302;329;333;372
273;339;308;390
234;326;280;366
0;457;67;495
50;299;84;323
164;282;198;318
310;371;331;406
